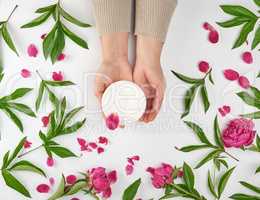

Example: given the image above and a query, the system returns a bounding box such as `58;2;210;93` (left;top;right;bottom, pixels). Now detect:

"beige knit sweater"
93;0;177;42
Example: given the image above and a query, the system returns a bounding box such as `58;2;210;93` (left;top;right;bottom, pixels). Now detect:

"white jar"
101;81;146;124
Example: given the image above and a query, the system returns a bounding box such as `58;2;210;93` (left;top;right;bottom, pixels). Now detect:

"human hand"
133;36;166;123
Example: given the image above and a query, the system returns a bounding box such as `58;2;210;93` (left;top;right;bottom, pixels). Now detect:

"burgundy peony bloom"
222;118;256;148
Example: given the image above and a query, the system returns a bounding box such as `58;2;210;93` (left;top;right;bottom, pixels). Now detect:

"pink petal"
23;140;32;149
27;44;38;57
47;157;54;167
98;136;108;145
52;71;63;81
223;105;231;114
21;69;31;78
203;22;215;31
131;155;140;161
49;177;55;186
127;158;135;165
41;116;49;127
105;113;120;130
198;61;210;73
242;51;253;64
218;108;226;117
238;76;250;89
57;53;66;61
77;138;87;146
41;33;47;40
97;147;104;154
66;175;77;185
223;69;240;81
36;184;50;193
208;31;219;44
125;164;134;175
89;142;98;149
107;170;117;183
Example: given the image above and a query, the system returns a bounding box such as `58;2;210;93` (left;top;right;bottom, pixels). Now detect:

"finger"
147;86;164;122
141;98;153;122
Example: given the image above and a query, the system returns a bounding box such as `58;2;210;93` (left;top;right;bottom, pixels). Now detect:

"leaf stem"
6;5;18;22
18;144;43;158
36;70;44;81
224;151;239;162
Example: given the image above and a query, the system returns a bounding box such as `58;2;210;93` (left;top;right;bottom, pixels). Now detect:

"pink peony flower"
98;136;108;145
41;116;49;127
23;140;32;149
222;118;256;148
36;184;50;193
146;163;173;188
27;44;38;57
52;71;63;81
238;76;250;89
105;113;120;130
223;69;240;81
66;175;77;185
89;167;117;198
57;53;66;61
47;156;54;167
198;61;210;73
21;69;31;78
242;51;253;64
125;164;134;175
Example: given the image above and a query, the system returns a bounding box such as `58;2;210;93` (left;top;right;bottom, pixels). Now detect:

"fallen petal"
27;44;38;57
223;105;231;114
97;147;104;154
52;71;64;81
41;116;49;127
21;69;31;78
98;136;108;145
242;51;253;64
36;184;50;193
23;140;32;149
57;53;66;61
125;164;134;175
105;113;120;130
49;177;55;186
208;31;219;44
238;76;250;89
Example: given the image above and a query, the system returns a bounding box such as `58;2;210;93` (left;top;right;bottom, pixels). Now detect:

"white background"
0;0;260;199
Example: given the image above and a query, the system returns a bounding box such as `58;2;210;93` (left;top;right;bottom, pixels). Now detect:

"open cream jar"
101;81;146;126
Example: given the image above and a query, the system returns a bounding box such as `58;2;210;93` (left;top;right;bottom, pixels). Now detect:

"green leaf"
62;119;86;134
209;72;214;85
219;159;229;169
62;106;84;126
1;23;19;56
36;4;56;13
2;151;10;169
207;171;217;198
58;6;91;27
45;80;75;86
43;23;58;59
250;86;260;99
159;193;183;199
237;91;260;109
233;20;257;49
230;193;260;200
253;0;260;6
217;167;235;198
35;81;45;111
220;5;257;18
178;145;210;152
61;23;88;49
195;150;221;169
200;85;210;113
6;137;26;166
50;25;65;63
184;121;213;146
183;162;194;192
122;178;141;200
252;26;260;49
21;12;51;28
48;90;59;108
240;181;260;194
256;135;260;150
214;116;224;149
9;160;46;177
49;146;76;158
1;88;32;101
64;180;87;195
181;84;199;118
241;111;260;119
48;175;65;200
217;17;249;28
2;107;23;132
7;103;36;117
2;169;31;197
171;70;203;84
255;166;260;174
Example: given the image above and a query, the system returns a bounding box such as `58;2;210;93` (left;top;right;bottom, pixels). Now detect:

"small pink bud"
27;44;38;57
223;69;240;81
36;184;50;193
52;71;63;81
41;116;49;127
47;157;54;167
242;51;253;64
208;31;219;44
57;53;66;61
97;147;104;154
238;76;250;89
66;175;77;185
198;61;210;73
21;69;31;78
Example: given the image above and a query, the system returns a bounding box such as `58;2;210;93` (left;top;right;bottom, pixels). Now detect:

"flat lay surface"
0;0;259;199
